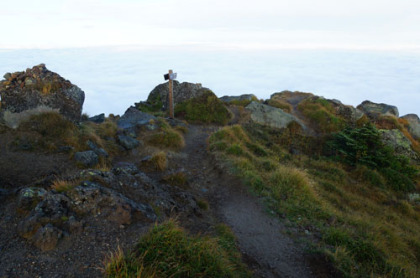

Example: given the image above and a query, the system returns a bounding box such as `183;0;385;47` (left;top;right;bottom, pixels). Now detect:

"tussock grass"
162;172;188;188
104;220;251;278
210;124;420;277
150;151;167;171
51;179;80;193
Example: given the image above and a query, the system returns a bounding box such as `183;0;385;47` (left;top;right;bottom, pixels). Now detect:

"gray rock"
401;114;420;139
0;188;9;201
219;94;257;103
17;187;48;211
87;140;108;157
74;151;99;167
117;107;156;130
88;113;105;123
379;129;417;159
146;81;209;110
112;162;139;176
357;100;399;118
32;224;63;251
0;64;85;123
245;101;304;130
67;184;156;224
117;134;140;150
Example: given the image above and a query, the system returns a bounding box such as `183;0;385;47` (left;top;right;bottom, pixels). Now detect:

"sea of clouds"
0;47;419;117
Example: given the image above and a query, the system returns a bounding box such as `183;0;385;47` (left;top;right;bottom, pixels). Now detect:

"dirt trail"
176;125;316;278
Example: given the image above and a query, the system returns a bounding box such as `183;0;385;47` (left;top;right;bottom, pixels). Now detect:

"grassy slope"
209;124;420;277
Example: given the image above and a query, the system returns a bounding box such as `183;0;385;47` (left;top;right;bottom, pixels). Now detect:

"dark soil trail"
177;125;316;278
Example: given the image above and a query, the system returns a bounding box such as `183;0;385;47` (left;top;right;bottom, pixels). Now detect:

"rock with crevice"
357;100;399;118
0;64;85;125
379;129;417;159
245;101;304;130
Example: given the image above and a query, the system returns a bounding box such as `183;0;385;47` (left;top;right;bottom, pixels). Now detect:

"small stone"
74;151;99;167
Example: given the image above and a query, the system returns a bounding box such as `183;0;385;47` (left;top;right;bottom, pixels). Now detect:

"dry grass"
51;179;80;193
150;151;167;171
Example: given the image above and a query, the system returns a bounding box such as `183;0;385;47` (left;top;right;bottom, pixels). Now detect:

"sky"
0;0;419;116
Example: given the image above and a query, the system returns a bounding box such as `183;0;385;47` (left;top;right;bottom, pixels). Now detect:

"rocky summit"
0;64;84;127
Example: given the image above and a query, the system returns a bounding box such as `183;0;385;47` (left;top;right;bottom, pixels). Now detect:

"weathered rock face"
245;101;304;130
145;81;209;110
357;100;399;118
219;94;257;103
117;106;156;130
379;129;418;159
328;99;365;122
401;114;420;139
0;64;85;125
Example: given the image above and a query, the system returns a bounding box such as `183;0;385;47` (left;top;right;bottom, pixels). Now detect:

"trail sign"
164;72;177;81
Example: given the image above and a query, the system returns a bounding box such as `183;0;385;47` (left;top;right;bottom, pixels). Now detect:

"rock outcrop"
143;81;209;110
117;106;156;130
245;101;304;130
328;99;365;122
380;129;418;159
401;114;420;139
219;94;257;103
357;100;399;118
0;64;85;126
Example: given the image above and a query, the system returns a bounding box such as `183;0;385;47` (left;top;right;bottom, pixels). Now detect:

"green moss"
175;90;231;125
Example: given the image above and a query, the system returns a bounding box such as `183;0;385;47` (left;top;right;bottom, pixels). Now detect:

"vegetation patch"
146;119;185;150
150;151;167;171
297;97;346;133
104;220;251;278
162;172;188;188
174;90;231;125
210;123;420;277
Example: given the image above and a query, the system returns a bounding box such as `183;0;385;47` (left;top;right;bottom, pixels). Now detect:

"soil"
0;124;336;277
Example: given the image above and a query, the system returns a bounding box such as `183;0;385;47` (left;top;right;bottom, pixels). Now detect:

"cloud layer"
0;48;419;117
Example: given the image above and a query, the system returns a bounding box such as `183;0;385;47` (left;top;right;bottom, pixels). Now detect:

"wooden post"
168;69;174;119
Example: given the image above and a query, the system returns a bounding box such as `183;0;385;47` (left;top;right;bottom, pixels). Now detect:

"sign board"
164;72;177;80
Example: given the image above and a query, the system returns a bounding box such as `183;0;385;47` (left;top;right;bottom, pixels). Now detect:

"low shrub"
162;172;188;188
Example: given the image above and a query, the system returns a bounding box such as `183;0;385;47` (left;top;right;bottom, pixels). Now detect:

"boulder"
357;100;399;118
245;101;304;130
117;106;156;130
401;114;420;139
328;99;365;122
145;81;209;110
219;94;257;103
117;134;140;150
74;151;99;167
0;64;85;125
88;113;105;123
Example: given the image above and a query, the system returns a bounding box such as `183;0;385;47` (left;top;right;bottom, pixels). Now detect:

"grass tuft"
104;220;251;278
150;151;167;171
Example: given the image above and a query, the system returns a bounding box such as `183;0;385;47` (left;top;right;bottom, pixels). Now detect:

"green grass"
174;90;232;125
146;119;185;150
104;220;251;278
210;124;420;277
